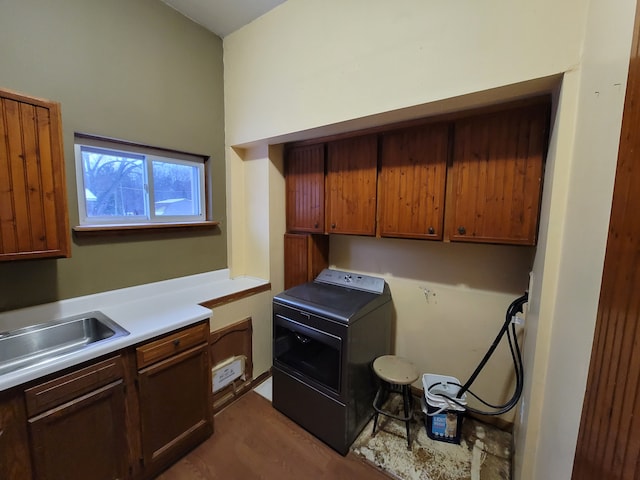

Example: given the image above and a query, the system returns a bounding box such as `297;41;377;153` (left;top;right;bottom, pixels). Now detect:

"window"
74;134;208;227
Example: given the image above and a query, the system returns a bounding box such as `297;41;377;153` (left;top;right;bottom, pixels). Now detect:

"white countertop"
0;269;269;391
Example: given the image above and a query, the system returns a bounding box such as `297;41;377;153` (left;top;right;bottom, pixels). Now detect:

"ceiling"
161;0;286;38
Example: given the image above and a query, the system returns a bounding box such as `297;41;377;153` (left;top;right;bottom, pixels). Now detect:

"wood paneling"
378;123;449;239
447;102;548;245
326;134;378;235
572;2;640;478
285;144;325;233
284;233;329;289
0;88;69;260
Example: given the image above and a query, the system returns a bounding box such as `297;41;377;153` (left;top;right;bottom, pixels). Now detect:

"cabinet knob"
331;223;336;229
458;226;466;235
428;227;435;235
173;339;181;347
314;222;319;229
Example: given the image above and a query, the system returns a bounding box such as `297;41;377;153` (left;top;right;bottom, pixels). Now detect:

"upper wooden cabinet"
326;134;378;235
446;102;549;245
0;88;70;261
283;97;550;246
284;233;329;289
285;144;325;233
378;123;449;239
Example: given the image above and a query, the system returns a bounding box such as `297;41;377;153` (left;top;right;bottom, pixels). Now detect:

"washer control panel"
314;269;385;294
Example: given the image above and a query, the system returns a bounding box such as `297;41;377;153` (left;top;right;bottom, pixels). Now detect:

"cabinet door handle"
314;222;319;228
458;226;466;235
428;226;435;235
331;223;336;229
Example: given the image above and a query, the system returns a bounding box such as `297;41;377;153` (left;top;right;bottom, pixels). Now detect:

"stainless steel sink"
0;311;129;376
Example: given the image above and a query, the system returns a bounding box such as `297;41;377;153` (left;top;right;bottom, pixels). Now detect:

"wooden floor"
157;391;390;480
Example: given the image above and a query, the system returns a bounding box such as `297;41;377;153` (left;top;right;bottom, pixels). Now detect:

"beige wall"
521;0;636;478
211;290;274;378
0;0;227;312
223;0;635;478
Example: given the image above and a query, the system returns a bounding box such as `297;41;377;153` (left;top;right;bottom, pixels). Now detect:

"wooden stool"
372;355;419;449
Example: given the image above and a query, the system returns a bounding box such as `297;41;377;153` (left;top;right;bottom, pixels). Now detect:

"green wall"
0;0;226;312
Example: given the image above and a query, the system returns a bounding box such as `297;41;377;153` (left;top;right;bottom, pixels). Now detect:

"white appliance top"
314;269;386;295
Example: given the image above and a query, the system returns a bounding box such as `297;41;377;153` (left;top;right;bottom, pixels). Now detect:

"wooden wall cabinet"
285;144;325;233
136;322;213;479
378;123;449;239
283;98;550;248
0;88;70;261
25;356;128;480
326;134;378;235
284;233;329;289
446;102;549;245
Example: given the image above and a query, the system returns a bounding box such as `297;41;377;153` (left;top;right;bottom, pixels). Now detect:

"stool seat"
373;355;419;385
371;355;419;450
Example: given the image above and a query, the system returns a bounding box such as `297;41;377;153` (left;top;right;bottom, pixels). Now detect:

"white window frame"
74;134;208;226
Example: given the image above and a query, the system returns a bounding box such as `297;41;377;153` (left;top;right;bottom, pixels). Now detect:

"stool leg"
402;385;412;449
372;384;383;436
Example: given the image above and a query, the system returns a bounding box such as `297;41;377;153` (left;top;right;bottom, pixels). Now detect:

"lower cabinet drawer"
136;322;209;368
25;355;123;417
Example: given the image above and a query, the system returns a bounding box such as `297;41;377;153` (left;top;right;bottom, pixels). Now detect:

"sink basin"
0;311;129;376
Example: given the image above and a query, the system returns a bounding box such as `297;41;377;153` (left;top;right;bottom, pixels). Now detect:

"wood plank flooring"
157;391;390;480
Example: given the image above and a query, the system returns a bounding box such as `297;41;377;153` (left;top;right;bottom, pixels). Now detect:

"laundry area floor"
257;377;512;480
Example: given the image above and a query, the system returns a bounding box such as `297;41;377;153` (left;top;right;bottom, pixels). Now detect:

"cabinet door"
326;135;378;235
284;233;329;289
138;344;212;478
28;381;128;480
378;123;449;239
0;390;32;480
447;102;549;245
285;143;325;233
0;88;70;261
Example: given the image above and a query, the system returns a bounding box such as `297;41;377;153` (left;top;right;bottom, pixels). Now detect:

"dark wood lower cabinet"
28;381;128;480
0;389;32;479
138;344;213;479
0;320;213;480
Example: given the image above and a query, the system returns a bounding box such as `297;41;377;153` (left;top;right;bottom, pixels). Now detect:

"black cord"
429;293;528;416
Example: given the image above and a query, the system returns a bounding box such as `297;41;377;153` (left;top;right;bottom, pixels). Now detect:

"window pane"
152;160;201;216
81;147;145;218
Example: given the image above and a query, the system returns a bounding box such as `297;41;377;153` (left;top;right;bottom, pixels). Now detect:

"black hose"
429;292;528;416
